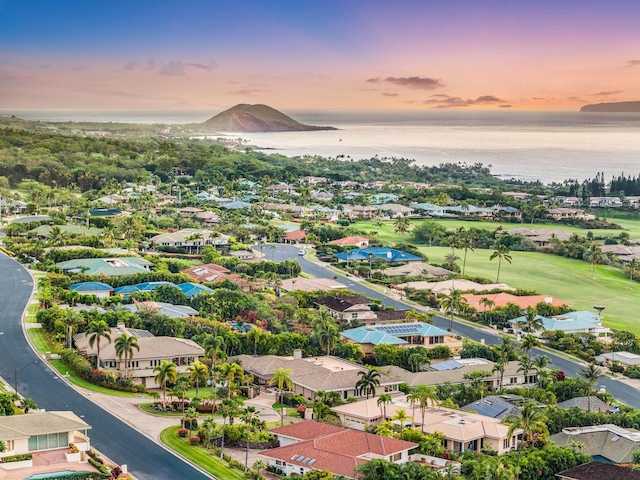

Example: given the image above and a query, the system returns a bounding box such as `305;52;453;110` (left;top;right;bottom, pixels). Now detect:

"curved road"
0;253;211;480
268;243;640;408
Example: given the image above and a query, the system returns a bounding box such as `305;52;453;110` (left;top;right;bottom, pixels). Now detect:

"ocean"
2;108;640;184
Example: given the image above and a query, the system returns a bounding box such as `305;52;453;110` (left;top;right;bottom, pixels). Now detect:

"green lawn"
139;402;185;416
160;425;246;480
48;359;137;397
27;303;40;315
355;217;640;244
418;246;640;333
27;328;53;354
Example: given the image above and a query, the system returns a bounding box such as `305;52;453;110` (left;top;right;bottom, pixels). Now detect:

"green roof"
28;224;103;237
57;257;153;276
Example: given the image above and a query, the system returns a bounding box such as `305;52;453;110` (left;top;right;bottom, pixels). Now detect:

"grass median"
160;425;246;480
48;359;137;398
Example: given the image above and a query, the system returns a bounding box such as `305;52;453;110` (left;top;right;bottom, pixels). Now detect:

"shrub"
0;453;32;463
189;436;200;445
177;428;189;438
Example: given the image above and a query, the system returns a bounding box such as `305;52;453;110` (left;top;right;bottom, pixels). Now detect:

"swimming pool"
22;470;80;480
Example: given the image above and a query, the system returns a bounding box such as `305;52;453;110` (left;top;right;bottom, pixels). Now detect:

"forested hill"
201;104;335;132
580;101;640;112
0;127;499;191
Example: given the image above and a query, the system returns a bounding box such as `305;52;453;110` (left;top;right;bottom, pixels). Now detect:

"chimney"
293;349;302;360
117;322;125;330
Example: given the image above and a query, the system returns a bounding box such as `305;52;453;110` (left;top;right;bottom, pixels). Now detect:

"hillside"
580;101;640;112
200;104;335;132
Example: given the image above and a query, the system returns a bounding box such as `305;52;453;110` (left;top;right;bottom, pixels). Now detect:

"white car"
298;249;305;256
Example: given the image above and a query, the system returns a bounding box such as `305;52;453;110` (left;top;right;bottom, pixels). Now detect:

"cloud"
419;94;506;108
159;60;186;76
186;59;217;71
123;61;137;71
71;65;88;72
499;104;513;108
381;92;398;97
626;60;640;67
227;88;268;96
366;76;445;90
144;58;157;71
591;90;623;96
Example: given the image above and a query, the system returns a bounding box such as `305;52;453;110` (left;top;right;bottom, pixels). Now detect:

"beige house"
0;411;91;470
150;228;230;250
330;395;521;455
315;296;410;325
231;352;402;402
74;323;204;388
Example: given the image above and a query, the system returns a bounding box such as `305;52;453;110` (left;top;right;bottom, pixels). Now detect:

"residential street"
266;243;640;408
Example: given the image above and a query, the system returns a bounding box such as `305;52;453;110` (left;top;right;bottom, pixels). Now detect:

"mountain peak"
201;104;334;132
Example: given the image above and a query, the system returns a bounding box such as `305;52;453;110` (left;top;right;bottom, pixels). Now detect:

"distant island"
201;103;335;132
580;101;640;113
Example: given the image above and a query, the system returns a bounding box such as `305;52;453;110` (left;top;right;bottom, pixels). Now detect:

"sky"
1;0;639;111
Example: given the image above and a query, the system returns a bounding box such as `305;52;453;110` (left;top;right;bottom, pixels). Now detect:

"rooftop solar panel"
472;402;508;418
431;360;464;371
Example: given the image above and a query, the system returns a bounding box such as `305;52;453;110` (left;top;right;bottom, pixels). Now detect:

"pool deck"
0;449;101;480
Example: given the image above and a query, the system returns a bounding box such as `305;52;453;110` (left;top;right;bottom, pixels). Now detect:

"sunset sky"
1;0;639;110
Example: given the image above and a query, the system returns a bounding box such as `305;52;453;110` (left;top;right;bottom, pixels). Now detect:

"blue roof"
509;310;602;332
134;281;176;292
114;285;141;294
177;282;213;298
342;322;450;346
221;200;252;209
69;281;113;291
466;401;508;418
334;247;422;263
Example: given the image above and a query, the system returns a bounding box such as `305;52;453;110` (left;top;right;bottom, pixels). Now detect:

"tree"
317;323;340;356
355;367;381;400
270;367;293;426
393;216;411;239
413;221;446;247
439;289;468;331
506;402;548;478
490;244;512;282
377;393;393;420
407;349;430;373
520;334;541;359
409;384;438;432
313;306;334;330
480;297;496;312
517;307;543;334
60;309;84;349
579;362;602;412
626;258;639;289
187;361;209;399
457;228;476;277
492;358;507;392
517;357;535;384
203;333;226;366
241;406;260;471
19;397;38;413
46;225;68;246
86;319;111;368
114;332;140;376
587;244;603;279
153;360;177;408
391;408;412;438
221;362;245;400
218;398;237;459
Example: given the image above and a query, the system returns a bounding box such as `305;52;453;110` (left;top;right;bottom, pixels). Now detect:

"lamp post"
15;360;38;397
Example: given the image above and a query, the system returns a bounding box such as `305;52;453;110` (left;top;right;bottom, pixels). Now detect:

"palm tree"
391;408;412;438
518;307;543;334
588;244;603;279
221;362;245;400
517;357;535;384
174;375;191;416
317;323;339;356
313;306;334;330
520;334;541;359
377;393;393;421
203;334;226;366
187;361;209;399
60;310;84;349
19;397;38;413
443;252;460;270
47;225;68;246
490;244;512;282
270;367;293;426
439;289;468;331
579;362;603;412
153;360;177;409
493;358;507;392
394;216;411;239
241;406;260;471
218;398;234;459
480;297;495;312
409;384;438;432
532;355;551;372
457;228;476;277
185;232;204;254
626;258;639;289
506;403;548;478
85;319;111;368
355;367;381;400
407;349;430;373
114;333;140;376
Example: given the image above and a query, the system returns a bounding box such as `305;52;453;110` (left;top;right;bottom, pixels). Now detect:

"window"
510;377;517;384
275;460;285;466
28;432;68;451
391;452;402;462
351;313;358;319
503;439;510;449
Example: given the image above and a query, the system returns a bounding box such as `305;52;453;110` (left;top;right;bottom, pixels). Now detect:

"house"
229;249;256;261
595;351;640;368
508;311;611;336
461;394;531;421
550;425;640;464
230;352;402;401
95;194;127;205
281;277;346;292
176;282;213;298
369;193;400;205
394;279;513;297
281;229;306;244
330;396;521;455
341;323;463;355
121;301;199;319
150;228;230;250
181;263;231;282
546;208;593;221
69;281;114;298
315;295;411;325
299;176;328;186
334;247;422;263
462;292;569;311
505;228;574;248
177;206;204;218
384;262;454;279
74;322;204;388
0;199;28;214
383;358;534;390
556;396;612;413
342;205;378;219
328;236;370;248
194;210;222;224
411;203;449;217
261;421;417;478
56;257;153;276
0;411;91;468
28;224;103;239
556;462;640;480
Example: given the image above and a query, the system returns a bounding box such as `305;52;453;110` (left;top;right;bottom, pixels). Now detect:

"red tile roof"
283;229;306;241
264;422;417;478
329;236;370;246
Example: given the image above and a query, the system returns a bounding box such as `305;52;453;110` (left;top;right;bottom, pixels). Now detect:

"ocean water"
2;108;640;184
